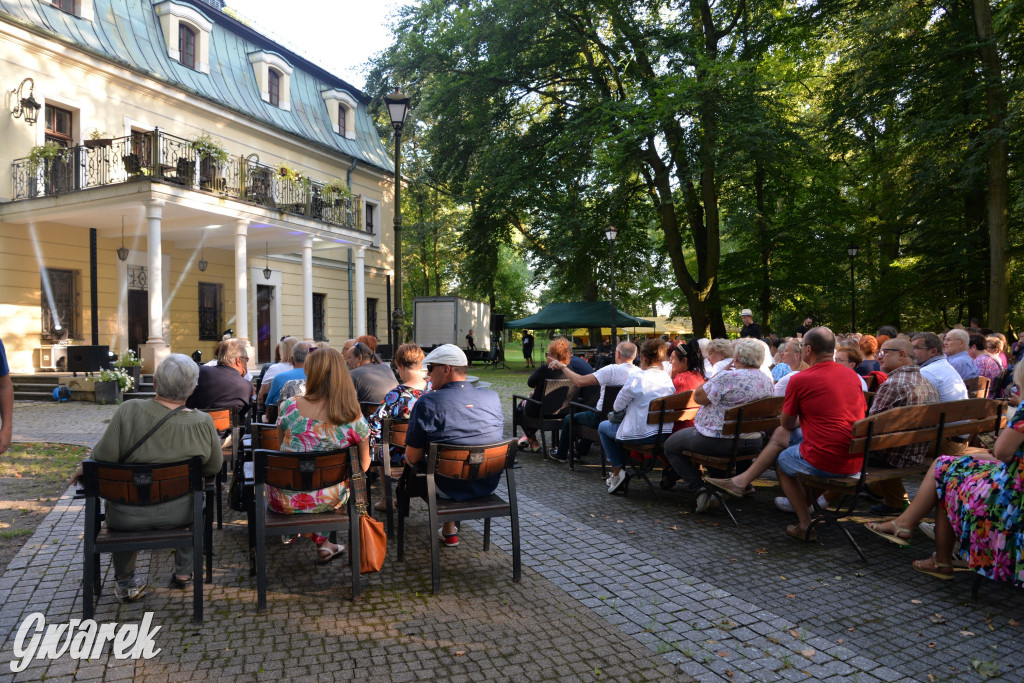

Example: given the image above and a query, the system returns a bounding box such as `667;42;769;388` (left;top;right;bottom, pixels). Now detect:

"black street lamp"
606;225;618;346
847;242;859;333
384;86;411;348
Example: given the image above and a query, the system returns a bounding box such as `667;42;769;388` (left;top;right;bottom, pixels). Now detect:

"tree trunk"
972;0;1009;331
755;160;771;334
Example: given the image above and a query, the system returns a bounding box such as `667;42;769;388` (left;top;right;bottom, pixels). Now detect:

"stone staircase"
11;374;62;401
123;374;155;400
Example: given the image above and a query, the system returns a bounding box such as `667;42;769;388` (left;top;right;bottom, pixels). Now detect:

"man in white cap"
739;309;762;339
403;344;504;548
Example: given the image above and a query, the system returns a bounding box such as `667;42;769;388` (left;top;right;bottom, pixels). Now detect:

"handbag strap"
119;405;186;463
349;465;368;516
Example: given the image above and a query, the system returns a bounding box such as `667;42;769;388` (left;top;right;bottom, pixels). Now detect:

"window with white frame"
249;51;293;110
46;0;93;19
154;1;212;73
321;89;357;139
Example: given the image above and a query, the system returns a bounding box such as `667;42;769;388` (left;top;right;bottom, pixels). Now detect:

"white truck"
413;296;491;352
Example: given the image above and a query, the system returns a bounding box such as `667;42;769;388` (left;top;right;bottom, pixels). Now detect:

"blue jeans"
558;410;601;455
597;420;662;468
776;444;847;479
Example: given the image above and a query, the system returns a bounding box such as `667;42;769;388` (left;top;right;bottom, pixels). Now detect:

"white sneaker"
695;490;721;514
918;522;935;540
773;496;815;515
607;470;627;494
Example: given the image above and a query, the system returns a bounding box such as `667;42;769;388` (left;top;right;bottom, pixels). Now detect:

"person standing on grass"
522;331;535;368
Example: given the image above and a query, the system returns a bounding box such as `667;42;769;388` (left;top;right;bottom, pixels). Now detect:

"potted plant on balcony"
26;142;71;196
323;179;351;207
113;349;143;388
26;141;70;173
83;128;112;149
190;133;229;188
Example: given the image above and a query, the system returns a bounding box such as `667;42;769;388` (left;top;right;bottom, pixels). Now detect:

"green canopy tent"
504;301;653;329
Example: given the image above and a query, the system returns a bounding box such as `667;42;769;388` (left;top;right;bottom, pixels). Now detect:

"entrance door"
127;289;149;355
257;285;273;363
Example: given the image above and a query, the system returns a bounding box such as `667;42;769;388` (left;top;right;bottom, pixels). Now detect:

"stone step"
14;391;60;401
123;391;156;400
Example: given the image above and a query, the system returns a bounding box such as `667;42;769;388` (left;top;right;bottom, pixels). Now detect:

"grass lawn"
0;442;90;571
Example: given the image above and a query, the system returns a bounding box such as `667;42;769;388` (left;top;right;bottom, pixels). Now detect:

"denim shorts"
776;444;850;479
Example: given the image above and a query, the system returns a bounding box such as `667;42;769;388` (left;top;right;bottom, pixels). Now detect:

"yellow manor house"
0;0;396;374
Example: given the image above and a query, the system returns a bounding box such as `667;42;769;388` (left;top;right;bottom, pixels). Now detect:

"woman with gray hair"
706;338;734;377
662;338;774;511
71;354;223;603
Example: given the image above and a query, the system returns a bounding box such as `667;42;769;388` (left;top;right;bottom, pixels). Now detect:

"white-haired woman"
72;354;223;602
662;338;774;511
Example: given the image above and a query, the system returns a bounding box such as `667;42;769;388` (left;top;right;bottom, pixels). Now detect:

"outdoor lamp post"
606;225;618;346
384;86;411;348
10;78;41;125
847;242;859;332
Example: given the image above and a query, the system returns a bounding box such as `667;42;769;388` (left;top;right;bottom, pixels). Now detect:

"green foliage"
188;133;230;164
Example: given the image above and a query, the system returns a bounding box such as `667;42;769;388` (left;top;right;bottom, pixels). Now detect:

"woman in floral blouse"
367;343;429;510
273;347;370;563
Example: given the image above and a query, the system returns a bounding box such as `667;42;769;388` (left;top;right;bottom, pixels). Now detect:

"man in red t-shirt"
706;327;866;540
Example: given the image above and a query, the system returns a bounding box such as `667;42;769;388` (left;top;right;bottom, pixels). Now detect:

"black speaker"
68;345;111;373
490;314;505;335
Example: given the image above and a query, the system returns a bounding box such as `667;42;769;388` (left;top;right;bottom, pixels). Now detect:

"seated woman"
662;338;775;511
865;362;1023;584
515;337;572;452
273;347;371;563
834;345;869;391
599;339;676;494
367;343;429;511
72;354;223;602
856;335;881;376
669;342;705;394
705;339;734;377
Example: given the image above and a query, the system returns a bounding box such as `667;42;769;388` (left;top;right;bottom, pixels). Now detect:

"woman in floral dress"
367;343;429;510
273;347;371;563
866;362;1024;586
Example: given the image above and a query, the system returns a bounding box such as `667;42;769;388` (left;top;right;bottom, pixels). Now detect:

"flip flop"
912;554;954;580
316;544;345;564
864;521;911;547
785;524;817;542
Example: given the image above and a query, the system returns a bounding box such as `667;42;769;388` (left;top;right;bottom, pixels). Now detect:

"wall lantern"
10;78;41;125
116;218;130;262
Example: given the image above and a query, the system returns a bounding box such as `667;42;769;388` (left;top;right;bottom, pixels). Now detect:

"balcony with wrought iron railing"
10;129;368;233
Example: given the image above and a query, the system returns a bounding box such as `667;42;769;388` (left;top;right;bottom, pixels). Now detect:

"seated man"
265;341;312;407
862;338;940;516
942;328;979;381
706;327;867;540
186;338;252;420
403;345;504;548
546;341;639;462
346;342;399;404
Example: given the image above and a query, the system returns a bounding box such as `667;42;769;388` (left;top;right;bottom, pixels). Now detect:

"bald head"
879;338;915;372
803;327;836;358
616;341;637;362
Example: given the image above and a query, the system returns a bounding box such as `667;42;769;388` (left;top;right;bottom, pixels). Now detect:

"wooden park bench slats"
798;398;1007;562
620;391;700;497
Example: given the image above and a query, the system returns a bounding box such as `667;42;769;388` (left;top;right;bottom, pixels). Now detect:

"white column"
302;235;314;341
235;220;249;343
146;200;165;342
141;200;170;373
354;245;366;337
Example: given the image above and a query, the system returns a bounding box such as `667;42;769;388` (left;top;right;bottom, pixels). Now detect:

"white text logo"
10;612;162;672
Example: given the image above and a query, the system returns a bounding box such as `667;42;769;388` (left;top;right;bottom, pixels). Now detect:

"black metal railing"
11;129;364;232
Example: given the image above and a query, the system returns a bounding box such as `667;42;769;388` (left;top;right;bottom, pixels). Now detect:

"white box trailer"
413;296;491;351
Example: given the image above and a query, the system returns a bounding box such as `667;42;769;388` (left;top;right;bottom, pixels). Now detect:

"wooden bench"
567;385;622;474
680;396;785;525
796;398;1006;561
616;391;700;497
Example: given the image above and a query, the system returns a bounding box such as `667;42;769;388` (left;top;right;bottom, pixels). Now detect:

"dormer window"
268;69;280;107
155;1;212;73
321;89;357;139
51;0;75;12
249;51;293;110
179;24;196;69
47;0;93;19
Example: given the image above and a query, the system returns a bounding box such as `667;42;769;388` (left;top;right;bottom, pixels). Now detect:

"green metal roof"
0;0;393;173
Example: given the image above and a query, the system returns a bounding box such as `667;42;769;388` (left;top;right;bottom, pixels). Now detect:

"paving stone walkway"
1;401;1022;681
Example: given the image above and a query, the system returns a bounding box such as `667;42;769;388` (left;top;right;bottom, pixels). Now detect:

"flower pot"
93;380;121;405
123;366;141;388
84;139;112;149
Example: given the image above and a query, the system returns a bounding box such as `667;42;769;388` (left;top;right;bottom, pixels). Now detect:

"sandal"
864;520;912;547
316;543;345;564
169;574;193;590
912;553;954;580
785;524;817;542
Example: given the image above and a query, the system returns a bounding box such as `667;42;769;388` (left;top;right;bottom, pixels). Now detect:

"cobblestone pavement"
2;401;1023;681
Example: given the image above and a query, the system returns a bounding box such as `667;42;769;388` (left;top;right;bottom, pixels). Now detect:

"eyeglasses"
427;364;447;373
912;346;928;351
878;348;898;357
239;356;249;363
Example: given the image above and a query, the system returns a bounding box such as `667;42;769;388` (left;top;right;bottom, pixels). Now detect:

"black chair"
199;407;242;530
396;439;520;593
81;457;204;623
567;385;622;473
379;418;410;536
248;448;363;612
512;379;578;458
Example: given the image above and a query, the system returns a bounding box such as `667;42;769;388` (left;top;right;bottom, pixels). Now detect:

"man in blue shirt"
0;338;12;455
943;329;979;381
266;341;312;406
405;344;504;548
